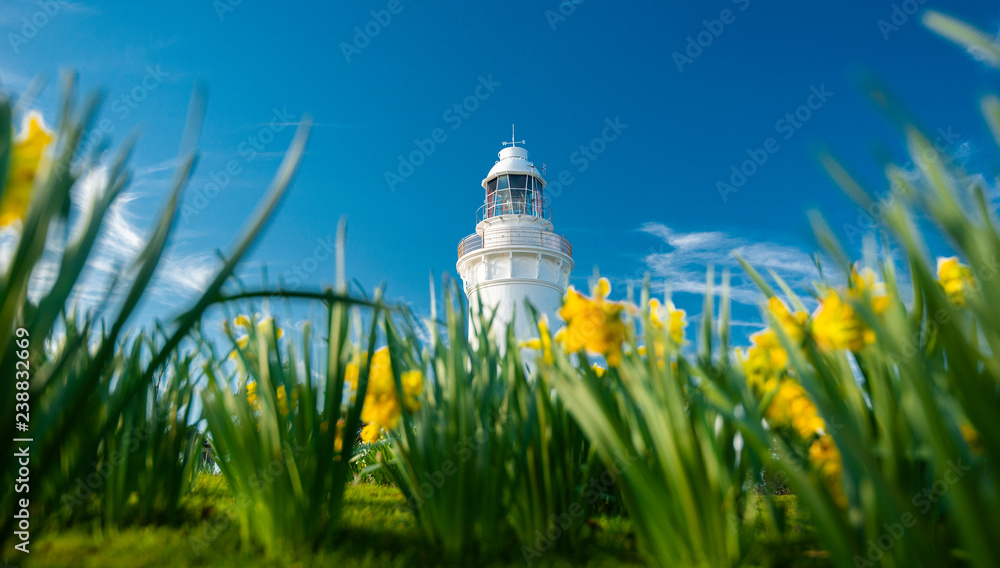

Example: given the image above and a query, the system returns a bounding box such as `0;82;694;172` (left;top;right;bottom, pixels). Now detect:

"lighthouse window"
511;188;527;212
487;178;497;191
510;174;528;189
497;175;509;190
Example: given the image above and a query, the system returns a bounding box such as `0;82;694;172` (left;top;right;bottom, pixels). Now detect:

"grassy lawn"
23;475;646;568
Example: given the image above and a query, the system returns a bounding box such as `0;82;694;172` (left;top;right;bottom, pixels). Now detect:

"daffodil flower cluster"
244;380;291;415
934;257;983;455
808;434;846;508
521;277;687;368
227;314;285;373
737;268;894;510
225;314;294;415
936;256;975;307
348;347;424;443
811;268;888;352
738;268;904;506
557;278;629;366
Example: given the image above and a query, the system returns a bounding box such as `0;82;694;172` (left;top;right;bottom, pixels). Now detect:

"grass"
24;475;649;568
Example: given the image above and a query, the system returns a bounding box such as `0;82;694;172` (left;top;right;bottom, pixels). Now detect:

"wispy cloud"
133;157;178;178
76;168;217;302
0;167;218;320
632;222;824;306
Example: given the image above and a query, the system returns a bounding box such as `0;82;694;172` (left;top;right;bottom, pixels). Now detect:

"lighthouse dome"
484;146;543;186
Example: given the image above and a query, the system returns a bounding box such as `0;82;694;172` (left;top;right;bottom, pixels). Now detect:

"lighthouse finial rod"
502;123;526;148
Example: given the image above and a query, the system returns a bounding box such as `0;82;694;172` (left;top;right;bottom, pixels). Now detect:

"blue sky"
2;0;999;340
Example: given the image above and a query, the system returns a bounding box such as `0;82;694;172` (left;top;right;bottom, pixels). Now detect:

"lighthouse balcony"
476;201;552;224
457;227;572;259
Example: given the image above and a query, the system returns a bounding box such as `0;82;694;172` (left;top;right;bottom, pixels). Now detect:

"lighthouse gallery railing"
457;228;572;258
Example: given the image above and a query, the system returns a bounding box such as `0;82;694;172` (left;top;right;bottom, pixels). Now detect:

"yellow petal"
668;303;686;344
594;277;611;299
1;113;55;227
361;423;382;443
520;338;543;350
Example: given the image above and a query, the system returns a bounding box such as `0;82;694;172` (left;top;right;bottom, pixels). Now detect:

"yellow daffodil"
1;113;54;227
649;298;687;344
246;380;258;408
667;304;686;344
345;352;367;399
228;314;284;362
320;418;347;454
400;370;424;412
811;290;875;352
809;435;846;508
765;380;826;440
557;278;627;366
847;267;890;314
356;347;424;439
519;318;555;364
811;268;890;352
361;422;382;444
741;329;788;394
591;363;606;377
647;299;663;329
276;385;289;415
334;418;345;453
520;338;542;350
244;381;292;415
937;257;974;306
767;297;807;343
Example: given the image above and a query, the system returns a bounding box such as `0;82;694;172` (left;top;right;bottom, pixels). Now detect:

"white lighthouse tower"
456;132;573;346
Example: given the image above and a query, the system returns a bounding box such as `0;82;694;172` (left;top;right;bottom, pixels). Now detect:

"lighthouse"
456;133;573;346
